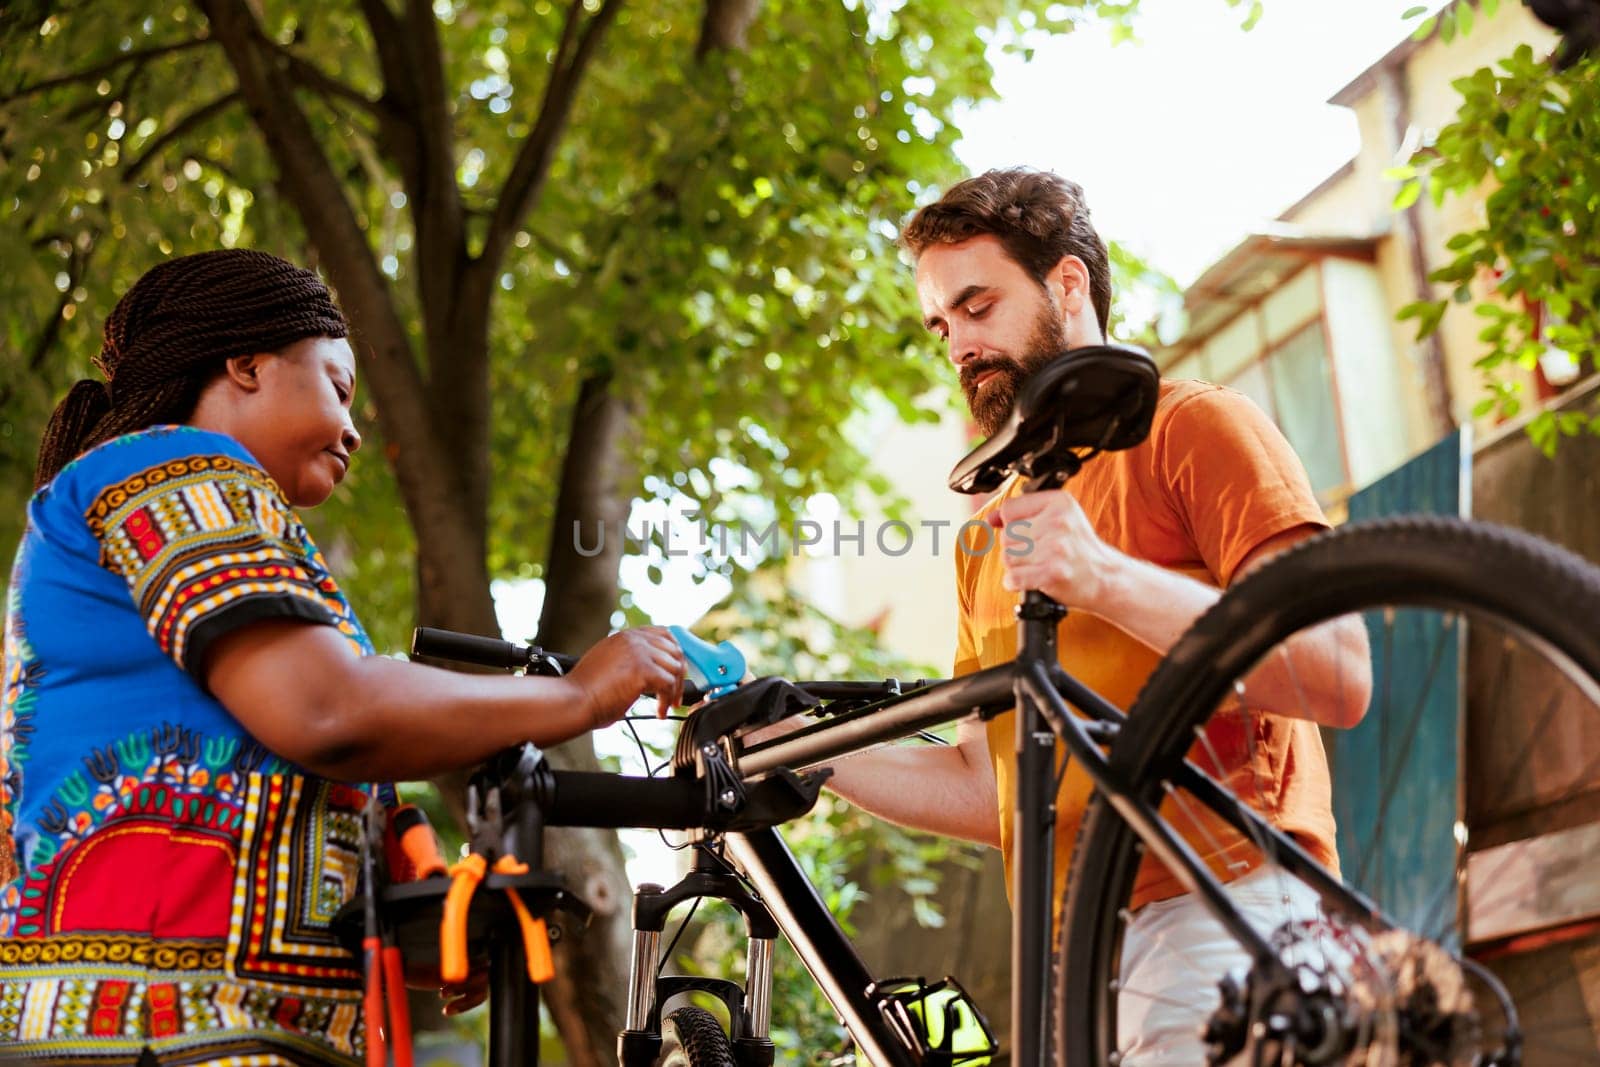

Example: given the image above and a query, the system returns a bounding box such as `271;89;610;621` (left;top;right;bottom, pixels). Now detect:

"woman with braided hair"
1;249;686;1065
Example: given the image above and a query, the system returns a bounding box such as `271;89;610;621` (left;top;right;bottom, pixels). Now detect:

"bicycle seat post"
1013;585;1067;1067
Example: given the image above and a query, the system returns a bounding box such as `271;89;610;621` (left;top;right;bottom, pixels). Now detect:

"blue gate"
1335;428;1469;945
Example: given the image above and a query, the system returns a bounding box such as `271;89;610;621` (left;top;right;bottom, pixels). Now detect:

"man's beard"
960;301;1071;438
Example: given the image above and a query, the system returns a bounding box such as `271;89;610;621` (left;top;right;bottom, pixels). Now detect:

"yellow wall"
1318;4;1556;441
1284;168;1371;235
798;390;974;672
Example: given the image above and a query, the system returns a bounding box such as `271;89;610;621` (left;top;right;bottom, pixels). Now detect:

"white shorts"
1115;866;1323;1065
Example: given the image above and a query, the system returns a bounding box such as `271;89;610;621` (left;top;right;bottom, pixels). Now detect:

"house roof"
1327;0;1475;106
1157;228;1382;367
1277;158;1358;223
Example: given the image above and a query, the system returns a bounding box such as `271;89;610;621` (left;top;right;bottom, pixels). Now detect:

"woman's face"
234;336;361;508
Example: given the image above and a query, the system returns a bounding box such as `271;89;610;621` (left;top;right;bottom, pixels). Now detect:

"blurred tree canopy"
1395;9;1600;454
0;0;1204;1058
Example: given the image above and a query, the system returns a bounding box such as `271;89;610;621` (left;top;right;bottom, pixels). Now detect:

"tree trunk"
532;370;643;1063
200;4;761;1061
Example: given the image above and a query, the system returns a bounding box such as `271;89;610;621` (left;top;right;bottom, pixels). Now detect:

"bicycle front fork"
618;846;778;1067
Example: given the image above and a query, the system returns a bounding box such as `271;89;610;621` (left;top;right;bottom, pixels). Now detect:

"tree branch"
122;91;243;182
696;0;761;61
479;0;625;274
27;233;97;375
404;0;457;181
1;37;212;103
262;40;382;115
195;0;468;536
399;0;468;370
549;0;587;81
358;0;410;95
351;0;426;210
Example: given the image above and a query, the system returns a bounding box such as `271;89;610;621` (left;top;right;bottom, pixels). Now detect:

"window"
1265;323;1346;497
1166;263;1353;501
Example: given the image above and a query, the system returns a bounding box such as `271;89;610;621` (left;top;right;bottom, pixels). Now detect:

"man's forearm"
820;736;1001;848
1090;544;1370;728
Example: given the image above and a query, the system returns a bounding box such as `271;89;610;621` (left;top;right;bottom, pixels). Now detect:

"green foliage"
1394;44;1600;456
1405;0;1501;46
0;0;1158;646
647;559;982;1055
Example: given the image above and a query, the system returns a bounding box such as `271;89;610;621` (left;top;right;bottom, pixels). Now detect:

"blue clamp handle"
668;625;746;701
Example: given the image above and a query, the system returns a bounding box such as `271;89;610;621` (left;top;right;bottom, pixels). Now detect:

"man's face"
915;236;1073;438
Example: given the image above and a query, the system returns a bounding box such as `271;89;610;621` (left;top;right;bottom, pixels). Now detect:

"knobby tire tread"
661;1006;737;1067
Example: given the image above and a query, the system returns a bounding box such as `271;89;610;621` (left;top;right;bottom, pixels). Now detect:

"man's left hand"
990;490;1124;613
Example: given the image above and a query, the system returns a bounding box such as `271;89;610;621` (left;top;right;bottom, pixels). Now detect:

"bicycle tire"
656;1006;737;1067
1055;516;1600;1065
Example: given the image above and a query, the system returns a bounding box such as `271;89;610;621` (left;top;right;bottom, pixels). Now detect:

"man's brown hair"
900;168;1112;335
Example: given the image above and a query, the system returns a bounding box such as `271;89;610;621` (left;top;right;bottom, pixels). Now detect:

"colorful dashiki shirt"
1;426;391;1066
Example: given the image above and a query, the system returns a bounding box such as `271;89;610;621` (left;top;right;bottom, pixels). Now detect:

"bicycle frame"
455;587;1386;1067
723;588;1385;1066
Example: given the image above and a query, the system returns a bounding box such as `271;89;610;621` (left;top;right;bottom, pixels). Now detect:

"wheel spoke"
1354;610;1398;893
1359;612;1455;897
1055;520;1600;1067
1478;681;1564;820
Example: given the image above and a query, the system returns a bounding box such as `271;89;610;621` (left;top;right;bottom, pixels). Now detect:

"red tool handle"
381;944;413;1067
363;939;386;1067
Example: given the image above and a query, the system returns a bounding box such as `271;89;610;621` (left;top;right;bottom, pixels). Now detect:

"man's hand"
991;490;1125;613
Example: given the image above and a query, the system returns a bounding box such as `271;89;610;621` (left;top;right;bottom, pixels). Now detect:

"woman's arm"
203;620;685;781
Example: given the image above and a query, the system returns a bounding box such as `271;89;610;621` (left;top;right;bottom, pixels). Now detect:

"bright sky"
956;0;1445;285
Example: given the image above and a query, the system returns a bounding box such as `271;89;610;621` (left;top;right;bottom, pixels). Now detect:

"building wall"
1297;3;1558;446
1322;256;1416;485
1283;168;1371;234
804;390;975;672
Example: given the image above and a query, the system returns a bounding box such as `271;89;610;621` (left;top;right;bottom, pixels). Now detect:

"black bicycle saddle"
946;343;1160;495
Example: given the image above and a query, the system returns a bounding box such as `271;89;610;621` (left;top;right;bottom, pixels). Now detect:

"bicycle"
356;344;1600;1066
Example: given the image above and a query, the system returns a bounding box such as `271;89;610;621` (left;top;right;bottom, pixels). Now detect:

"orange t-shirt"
953;379;1341;911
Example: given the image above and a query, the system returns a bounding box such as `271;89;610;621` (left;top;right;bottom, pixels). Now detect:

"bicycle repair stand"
619;841;779;1067
342;743;592;1067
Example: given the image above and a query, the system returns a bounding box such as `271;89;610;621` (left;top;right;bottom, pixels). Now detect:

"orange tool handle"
440;853;487;984
381;944;413;1067
490;856;554;984
363;939;386;1067
508;898;555;984
391;804;448;880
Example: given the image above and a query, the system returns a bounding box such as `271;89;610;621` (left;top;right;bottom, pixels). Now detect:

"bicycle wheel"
656;1006;737;1067
1057;517;1600;1066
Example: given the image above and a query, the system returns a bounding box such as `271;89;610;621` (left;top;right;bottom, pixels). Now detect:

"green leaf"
1393;180;1423;210
1401;5;1428;18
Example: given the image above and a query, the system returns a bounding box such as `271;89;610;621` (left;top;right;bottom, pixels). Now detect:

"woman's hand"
566;626;688;725
440;973;489;1017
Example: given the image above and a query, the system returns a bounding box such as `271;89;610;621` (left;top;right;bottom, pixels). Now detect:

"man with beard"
816;168;1370;1062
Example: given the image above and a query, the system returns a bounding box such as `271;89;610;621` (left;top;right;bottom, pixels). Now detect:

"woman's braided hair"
34;249;348;488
